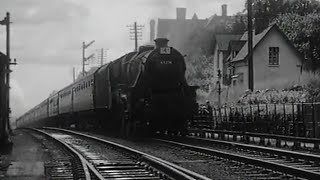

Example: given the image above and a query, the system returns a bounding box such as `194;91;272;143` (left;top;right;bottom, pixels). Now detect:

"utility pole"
96;48;108;66
73;67;75;82
0;12;16;143
82;40;95;77
127;22;143;52
248;0;254;91
100;48;103;66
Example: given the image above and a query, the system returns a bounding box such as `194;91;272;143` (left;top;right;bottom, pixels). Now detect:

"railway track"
28;129;90;179
30;127;320;179
155;135;320;180
31;127;208;180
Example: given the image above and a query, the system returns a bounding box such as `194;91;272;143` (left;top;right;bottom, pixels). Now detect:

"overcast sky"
0;0;246;119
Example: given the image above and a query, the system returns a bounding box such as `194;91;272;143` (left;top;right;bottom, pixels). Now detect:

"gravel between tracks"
80;131;252;180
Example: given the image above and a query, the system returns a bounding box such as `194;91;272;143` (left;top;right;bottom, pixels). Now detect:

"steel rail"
42;127;209;180
154;138;320;180
30;128;106;180
185;135;320;164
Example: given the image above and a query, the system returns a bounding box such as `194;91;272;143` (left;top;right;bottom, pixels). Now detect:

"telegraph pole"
97;48;108;66
248;0;254;91
73;67;75;82
0;12;16;143
127;22;143;52
82;40;95;76
100;48;103;66
5;12;10;133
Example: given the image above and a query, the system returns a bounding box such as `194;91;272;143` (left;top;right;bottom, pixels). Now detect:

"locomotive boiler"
16;38;198;136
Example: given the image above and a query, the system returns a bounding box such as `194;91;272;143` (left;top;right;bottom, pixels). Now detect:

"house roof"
231;25;273;62
192;13;198;20
229;40;246;52
205;14;235;28
231;24;304;63
224;40;247;63
215;34;242;51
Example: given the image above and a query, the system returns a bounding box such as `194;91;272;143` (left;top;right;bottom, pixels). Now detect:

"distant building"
205;4;235;32
212;34;243;85
150;7;206;53
224;24;303;91
151;5;239;54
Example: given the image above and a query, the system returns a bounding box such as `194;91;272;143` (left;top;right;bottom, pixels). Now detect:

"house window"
269;47;279;65
232;80;236;86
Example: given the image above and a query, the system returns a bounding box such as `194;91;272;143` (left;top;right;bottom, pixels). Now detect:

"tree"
242;0;320;69
245;0;320;33
274;13;320;70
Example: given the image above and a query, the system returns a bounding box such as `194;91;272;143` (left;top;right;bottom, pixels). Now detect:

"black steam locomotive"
16;38;198;135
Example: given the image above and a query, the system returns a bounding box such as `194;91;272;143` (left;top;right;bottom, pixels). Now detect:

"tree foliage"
243;0;320;69
185;54;214;89
247;0;320;32
274;13;320;70
248;0;320;17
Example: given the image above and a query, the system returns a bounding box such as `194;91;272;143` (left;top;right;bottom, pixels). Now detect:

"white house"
224;24;303;92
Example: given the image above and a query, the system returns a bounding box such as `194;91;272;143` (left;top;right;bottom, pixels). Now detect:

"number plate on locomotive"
160;60;173;65
160;47;171;54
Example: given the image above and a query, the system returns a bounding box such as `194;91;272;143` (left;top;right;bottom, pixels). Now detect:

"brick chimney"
176;8;186;20
222;4;227;17
150;19;155;41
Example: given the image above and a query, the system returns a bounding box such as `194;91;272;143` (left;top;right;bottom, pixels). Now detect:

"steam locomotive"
16;38;198;135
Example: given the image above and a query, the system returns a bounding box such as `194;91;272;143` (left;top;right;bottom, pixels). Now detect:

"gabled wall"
231;27;302;92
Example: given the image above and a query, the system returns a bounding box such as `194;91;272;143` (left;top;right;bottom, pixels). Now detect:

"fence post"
274;104;280;147
283;103;287;135
241;106;245;142
297;103;301;137
230;107;233;131
292;103;300;150
249;104;252;132
266;104;269;133
224;106;228;130
311;103;319;150
213;107;217;129
233;107;238;141
235;107;239;132
292;103;297;136
312;102;316;138
257;103;260;132
219;107;222;129
245;104;252;143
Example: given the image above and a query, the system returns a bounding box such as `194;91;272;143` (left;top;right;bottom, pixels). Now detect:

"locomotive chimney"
154;38;169;48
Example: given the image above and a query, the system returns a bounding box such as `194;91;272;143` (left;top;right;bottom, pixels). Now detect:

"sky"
0;0;246;119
